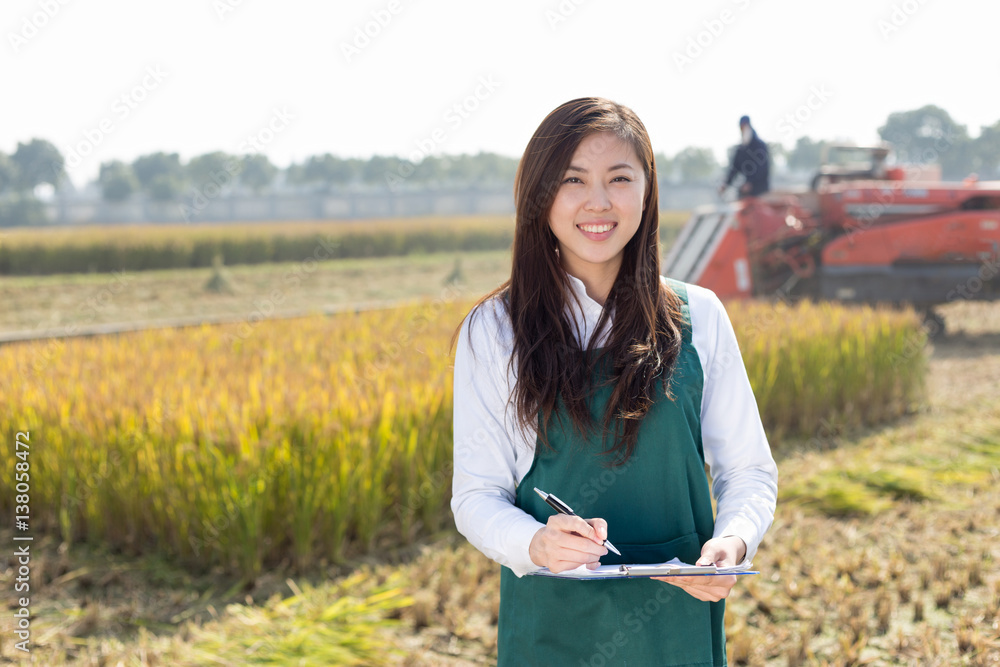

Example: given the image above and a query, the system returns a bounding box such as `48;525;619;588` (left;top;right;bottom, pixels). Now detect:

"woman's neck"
563;261;620;307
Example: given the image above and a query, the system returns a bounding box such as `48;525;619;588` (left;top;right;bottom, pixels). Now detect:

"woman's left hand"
652;535;747;602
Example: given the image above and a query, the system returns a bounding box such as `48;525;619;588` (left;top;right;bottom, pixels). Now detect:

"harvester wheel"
789;251;816;279
921;309;946;339
810;173;830;191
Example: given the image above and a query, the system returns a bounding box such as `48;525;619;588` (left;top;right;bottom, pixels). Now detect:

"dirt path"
926;300;1000;410
0;251;511;342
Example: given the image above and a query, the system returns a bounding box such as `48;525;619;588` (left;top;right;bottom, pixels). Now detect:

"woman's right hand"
528;515;609;573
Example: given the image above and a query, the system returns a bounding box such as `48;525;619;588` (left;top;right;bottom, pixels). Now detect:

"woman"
452;97;778;666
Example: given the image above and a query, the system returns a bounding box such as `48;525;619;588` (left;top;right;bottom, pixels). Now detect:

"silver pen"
533;487;622;556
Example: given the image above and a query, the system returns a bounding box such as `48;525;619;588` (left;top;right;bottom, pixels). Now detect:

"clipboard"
529;557;758;580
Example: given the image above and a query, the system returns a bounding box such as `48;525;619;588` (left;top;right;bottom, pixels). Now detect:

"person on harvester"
720;115;770;198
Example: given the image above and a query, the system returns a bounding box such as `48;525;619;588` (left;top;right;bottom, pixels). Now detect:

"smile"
577;222;617;234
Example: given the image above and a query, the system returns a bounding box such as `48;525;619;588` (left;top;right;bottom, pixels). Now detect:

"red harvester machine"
664;145;1000;332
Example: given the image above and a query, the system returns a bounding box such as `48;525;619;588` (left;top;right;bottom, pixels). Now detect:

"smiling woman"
451;97;778;666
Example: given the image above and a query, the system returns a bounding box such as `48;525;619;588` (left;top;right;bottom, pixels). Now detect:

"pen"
533;487;622;556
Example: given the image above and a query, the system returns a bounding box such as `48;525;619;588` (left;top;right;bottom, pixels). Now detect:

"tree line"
2;104;998;226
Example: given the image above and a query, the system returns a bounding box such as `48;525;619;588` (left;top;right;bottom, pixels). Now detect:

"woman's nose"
583;184;611;211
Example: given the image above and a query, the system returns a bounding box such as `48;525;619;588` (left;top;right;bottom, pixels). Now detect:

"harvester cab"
810;144;891;190
664;145;1000;334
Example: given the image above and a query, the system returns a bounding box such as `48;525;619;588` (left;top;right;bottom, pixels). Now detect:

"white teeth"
579;223;615;233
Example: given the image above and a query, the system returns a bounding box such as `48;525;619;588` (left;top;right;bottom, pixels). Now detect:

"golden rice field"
0;296;926;586
0;298;463;581
0;215;517;276
0;212;690;276
0;212;691;248
0;216;513;247
729;299;927;443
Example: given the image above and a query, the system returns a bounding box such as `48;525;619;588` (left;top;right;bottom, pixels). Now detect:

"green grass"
173;572;412;666
779;396;1000;517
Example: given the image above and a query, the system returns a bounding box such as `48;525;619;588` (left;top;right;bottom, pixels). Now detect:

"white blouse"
452;273;778;577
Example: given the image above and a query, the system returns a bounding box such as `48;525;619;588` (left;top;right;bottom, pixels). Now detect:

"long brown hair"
463;97;684;465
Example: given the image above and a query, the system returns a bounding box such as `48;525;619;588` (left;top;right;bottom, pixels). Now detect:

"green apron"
498;281;726;666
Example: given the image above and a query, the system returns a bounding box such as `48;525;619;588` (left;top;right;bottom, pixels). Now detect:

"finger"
686;578;738;600
697;536;743;567
549;561;582;574
673;574;737;590
696;538;728;567
681;585;722;602
695;550;721;567
655;582;725;602
652;576;719;601
585;517;608;543
549;514;599;541
550;553;603;573
658;575;715;588
556;533;609;558
653;575;737;602
654;576;682;587
540;526;608;559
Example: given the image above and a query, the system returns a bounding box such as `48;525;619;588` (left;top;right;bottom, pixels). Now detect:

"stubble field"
0;215;996;665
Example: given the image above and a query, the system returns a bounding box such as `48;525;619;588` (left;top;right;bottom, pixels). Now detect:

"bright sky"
4;0;999;188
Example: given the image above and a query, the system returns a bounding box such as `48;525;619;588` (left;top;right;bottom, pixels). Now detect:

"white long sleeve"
451;274;778;575
451;297;546;576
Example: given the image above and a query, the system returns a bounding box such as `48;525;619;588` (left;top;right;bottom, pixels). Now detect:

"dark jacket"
725;131;770;196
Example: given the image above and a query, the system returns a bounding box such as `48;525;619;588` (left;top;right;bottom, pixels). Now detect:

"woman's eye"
562;176;582;184
612;176;631;183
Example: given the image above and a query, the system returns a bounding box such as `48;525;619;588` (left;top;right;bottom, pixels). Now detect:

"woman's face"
547;131;646;286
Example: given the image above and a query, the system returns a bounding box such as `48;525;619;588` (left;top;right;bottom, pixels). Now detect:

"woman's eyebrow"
565;163;636;173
